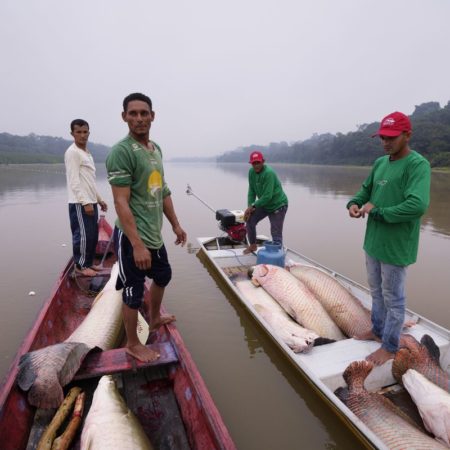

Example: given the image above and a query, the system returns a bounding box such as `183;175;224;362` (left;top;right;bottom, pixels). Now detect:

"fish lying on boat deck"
335;360;447;449
402;369;450;446
289;264;372;338
392;334;450;392
17;264;124;409
236;280;332;352
81;375;153;450
252;264;345;341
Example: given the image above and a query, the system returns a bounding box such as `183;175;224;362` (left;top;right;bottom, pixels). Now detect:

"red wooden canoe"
0;216;235;450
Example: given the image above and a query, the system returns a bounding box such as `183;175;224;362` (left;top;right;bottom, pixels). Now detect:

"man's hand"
359;202;375;218
99;200;108;212
244;206;255;221
84;203;95;216
173;225;187;247
133;242;152;270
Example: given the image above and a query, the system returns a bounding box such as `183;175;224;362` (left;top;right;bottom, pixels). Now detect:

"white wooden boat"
197;235;450;450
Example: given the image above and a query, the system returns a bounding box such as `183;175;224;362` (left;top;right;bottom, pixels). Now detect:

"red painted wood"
74;342;178;380
0;218;235;450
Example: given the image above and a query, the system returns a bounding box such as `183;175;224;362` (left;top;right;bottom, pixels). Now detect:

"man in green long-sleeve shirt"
347;111;430;366
243;151;288;254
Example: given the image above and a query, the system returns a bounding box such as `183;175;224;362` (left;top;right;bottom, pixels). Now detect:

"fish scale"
337;361;447;449
252;264;344;341
236;280;319;353
393;334;450;392
17;264;125;408
289;265;372;337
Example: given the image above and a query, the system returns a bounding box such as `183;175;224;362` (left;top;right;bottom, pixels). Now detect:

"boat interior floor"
26;364;190;450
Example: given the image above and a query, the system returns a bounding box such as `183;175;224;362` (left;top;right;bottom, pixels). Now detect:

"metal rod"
186;184;216;213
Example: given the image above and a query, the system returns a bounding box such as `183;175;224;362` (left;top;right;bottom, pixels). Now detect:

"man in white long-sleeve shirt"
65;119;107;276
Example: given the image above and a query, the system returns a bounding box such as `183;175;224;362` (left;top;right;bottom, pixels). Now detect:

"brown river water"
1;162;449;449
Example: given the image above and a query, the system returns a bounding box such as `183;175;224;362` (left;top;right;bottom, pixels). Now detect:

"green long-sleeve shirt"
347;150;430;266
247;165;288;212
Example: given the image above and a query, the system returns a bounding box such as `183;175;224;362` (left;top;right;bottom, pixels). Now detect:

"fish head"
251;264;271;286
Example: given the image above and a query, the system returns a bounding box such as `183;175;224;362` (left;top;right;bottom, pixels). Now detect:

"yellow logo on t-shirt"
148;170;162;196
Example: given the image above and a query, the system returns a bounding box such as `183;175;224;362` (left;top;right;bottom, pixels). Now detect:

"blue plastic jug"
256;241;285;268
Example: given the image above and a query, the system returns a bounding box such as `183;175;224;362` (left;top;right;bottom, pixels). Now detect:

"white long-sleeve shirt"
64;143;103;205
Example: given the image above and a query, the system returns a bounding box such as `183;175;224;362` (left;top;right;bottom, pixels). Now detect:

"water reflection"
215;163;450;237
196;250;366;449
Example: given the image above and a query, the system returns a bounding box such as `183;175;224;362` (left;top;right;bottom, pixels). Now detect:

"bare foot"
75;267;97;277
150;314;176;332
126;343;160;362
366;347;395;366
243;244;257;255
353;330;381;342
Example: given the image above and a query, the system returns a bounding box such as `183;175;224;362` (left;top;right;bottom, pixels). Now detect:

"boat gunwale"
197;235;450;450
0;222;236;450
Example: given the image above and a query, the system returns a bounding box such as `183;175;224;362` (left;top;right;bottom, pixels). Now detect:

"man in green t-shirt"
243;151;288;254
347;111;430;366
106;92;187;363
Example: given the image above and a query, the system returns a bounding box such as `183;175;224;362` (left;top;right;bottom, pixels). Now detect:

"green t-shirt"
106;136;171;249
247;165;288;212
347;150;430;266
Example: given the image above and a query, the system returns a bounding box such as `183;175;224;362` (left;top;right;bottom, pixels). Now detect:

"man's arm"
253;171;275;208
163;195;187;246
111;185;151;269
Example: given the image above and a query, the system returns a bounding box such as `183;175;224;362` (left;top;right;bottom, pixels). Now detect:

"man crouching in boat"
347;111;430;366
106;93;187;363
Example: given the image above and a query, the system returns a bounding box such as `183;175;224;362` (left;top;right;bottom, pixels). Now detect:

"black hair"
70;119;89;131
123;93;152;112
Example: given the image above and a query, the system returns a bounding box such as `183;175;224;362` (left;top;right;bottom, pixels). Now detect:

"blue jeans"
365;253;407;353
246;205;288;245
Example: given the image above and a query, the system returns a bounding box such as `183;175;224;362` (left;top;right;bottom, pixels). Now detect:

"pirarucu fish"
252;264;344;341
335;360;447;449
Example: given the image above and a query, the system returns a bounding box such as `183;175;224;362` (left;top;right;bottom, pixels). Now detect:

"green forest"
218;101;450;167
1;101;450;167
0;133;110;164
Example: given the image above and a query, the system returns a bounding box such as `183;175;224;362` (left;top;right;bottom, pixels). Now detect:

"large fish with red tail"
392;334;450;392
335;360;447;449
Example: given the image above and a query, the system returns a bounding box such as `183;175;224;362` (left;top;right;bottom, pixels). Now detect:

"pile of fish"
236;280;321;353
17;263;124;409
337;334;450;448
247;263;372;351
335;360;448;449
81;375;153;449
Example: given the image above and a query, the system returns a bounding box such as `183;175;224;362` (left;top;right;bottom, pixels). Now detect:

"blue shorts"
114;227;172;309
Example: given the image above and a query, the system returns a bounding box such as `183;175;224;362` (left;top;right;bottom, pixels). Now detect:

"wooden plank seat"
74;342;178;380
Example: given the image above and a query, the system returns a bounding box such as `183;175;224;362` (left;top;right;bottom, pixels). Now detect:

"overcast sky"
1;1;450;158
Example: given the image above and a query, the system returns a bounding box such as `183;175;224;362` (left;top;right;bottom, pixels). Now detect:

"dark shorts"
114;227;172;309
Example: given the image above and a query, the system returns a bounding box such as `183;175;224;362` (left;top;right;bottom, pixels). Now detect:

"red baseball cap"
372;111;412;137
249;151;264;164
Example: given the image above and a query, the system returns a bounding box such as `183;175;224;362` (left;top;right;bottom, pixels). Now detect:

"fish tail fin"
17;342;91;409
334;386;349;404
392;348;413;382
420;334;441;364
399;333;419;350
313;337;336;346
29;374;64;409
343;360;373;391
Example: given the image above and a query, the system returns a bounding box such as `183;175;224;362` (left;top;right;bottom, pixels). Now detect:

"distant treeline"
0;133;110;164
217;101;450;167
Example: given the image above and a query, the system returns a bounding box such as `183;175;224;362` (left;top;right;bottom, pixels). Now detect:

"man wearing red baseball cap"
243;151;288;254
347;111;431;366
